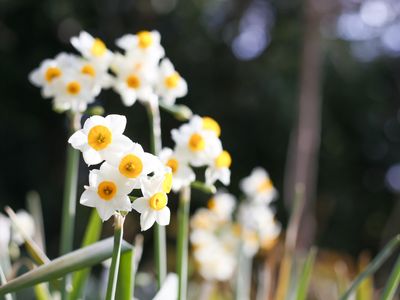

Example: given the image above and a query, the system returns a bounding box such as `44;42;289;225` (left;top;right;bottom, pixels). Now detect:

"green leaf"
68;209;102;300
26;191;46;253
295;247;317;300
190;181;216;194
5;207;50;266
33;283;52;300
340;235;400;300
0;264;13;300
115;247;135;300
380;254;400;300
0;237;133;296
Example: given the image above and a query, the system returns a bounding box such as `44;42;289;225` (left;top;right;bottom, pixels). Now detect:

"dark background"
1;0;400;269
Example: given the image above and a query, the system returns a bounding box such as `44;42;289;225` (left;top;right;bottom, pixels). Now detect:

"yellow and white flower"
116;30;165;64
106;142;160;189
205;149;232;186
207;192;236;222
111;52;157;106
80;163;133;221
68;114;133;165
171;115;222;167
131;175;171;231
240;167;277;204
156;58;187;106
158;147;195;192
77;57;113;94
51;70;97;113
29;53;77;98
71;31;113;68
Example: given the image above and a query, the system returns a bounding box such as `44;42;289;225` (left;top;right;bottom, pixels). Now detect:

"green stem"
60;116;80;299
145;102;167;288
177;186;191;300
105;214;124;300
235;242;252;300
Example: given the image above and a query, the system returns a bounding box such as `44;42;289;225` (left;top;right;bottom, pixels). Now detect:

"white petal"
68;130;87;149
106;114;127;134
140;211;156;231
112;195;132;212
80;190;98;207
82;148;103;166
96;204;115;221
156;207;170;226
131;197;149;213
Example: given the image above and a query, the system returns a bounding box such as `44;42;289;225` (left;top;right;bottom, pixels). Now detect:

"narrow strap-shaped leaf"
0;264;13;300
380;254;400;300
5;207;50;265
26;191;46;252
33;283;52;300
0;237;132;296
295;247;317;300
68;209;102;300
340;235;400;300
115;247;135;300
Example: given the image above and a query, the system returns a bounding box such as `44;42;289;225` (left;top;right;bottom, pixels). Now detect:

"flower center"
66;81;81;95
91;38;107;57
81;64;96;77
97;181;117;201
118;154;143;178
88;125;112;151
215;151;232;168
45;67;62;82
188;133;205;152
202;117;221;137
149;192;168;210
137;31;153;49
163;172;173;193
207;198;216;210
164;72;180;89
166;158;179;174
126;74;141;89
257;179;273;192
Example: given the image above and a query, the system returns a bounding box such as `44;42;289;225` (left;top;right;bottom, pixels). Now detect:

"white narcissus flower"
80;163;133;221
159;147;195;192
11;210;36;246
51;69;97;113
240;167;277;204
156;59;187;106
131;175;171;231
77;58;113;94
172;115;222;167
68;114;133;165
71;31;113;68
205;150;232;186
207;192;236;221
111;53;157;106
29;53;78;98
116;30;165;64
106;143;159;189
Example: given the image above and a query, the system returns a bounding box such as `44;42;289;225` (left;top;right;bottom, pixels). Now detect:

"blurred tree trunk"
283;0;324;250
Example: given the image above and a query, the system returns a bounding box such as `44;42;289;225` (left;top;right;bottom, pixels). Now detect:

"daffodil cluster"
238;167;281;255
68;114;172;230
29;30;187;113
190;192;238;281
159;115;231;192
